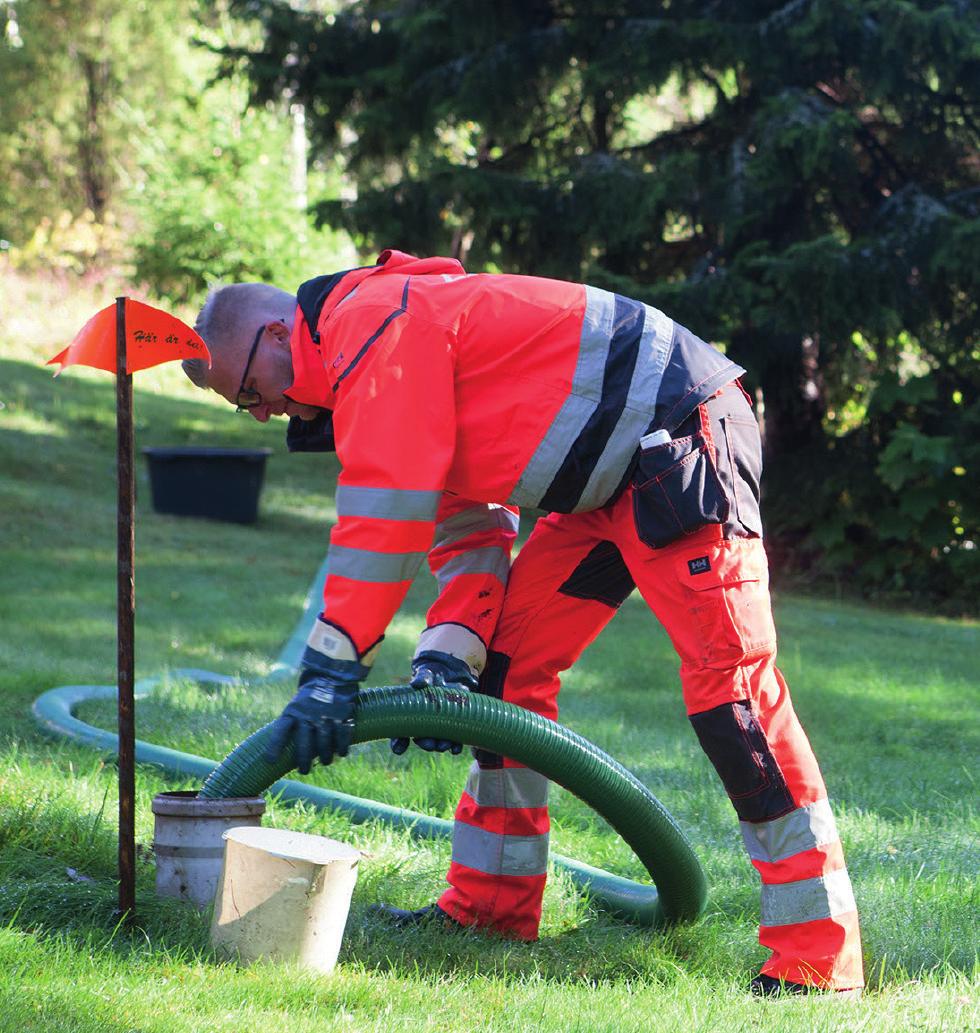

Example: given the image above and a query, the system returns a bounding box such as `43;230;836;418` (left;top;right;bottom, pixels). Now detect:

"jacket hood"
287;250;466;414
318;250;466;322
373;249;466;277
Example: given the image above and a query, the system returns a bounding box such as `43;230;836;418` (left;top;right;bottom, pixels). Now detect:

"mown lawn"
0;330;977;1031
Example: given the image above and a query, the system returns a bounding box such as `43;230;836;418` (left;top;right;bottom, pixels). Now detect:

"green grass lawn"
1;338;977;1032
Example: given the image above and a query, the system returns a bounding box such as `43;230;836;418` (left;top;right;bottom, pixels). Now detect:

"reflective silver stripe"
434;505;520;550
414;624;487;675
436;547;510;587
306;619;359;662
451;822;549;877
327;544;426;583
573;303;674;512
760;868;857;927
464;762;549;809
336;485;440;522
741;798;839;864
509;284;616;507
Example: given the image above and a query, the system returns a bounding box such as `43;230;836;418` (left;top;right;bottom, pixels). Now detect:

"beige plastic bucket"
210;826;361;972
151;791;265;908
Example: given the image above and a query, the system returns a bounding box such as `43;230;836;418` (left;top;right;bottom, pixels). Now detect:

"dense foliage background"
2;0;977;608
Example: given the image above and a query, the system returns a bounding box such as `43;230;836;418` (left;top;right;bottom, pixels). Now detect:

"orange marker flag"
47;298;210;374
46;296;211;925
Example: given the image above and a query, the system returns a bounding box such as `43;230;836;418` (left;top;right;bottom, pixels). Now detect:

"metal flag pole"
115;296;136;920
47;296;211;923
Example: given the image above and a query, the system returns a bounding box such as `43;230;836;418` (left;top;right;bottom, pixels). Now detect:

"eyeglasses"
234;325;265;412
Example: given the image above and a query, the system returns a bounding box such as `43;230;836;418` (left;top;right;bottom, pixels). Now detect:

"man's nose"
250;404;273;423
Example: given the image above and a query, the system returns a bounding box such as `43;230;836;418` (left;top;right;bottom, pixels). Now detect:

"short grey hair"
182;357;210;389
182;281;296;389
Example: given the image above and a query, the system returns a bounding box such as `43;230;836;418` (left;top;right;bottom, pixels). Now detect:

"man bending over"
183;249;864;996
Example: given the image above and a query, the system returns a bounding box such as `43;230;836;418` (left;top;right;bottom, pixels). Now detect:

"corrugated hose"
34;557;707;928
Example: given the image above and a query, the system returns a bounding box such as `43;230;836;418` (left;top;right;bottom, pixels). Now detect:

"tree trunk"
78;53;111;222
736;329;827;463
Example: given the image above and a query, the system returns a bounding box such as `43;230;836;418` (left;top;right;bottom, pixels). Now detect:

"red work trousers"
437;485;864;989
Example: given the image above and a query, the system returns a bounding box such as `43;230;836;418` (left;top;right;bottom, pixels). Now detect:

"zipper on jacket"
333;279;411;389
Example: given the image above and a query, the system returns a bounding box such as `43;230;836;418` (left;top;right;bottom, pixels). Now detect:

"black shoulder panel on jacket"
655;323;745;433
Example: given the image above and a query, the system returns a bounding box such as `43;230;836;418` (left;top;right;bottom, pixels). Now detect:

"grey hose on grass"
33;558;707;927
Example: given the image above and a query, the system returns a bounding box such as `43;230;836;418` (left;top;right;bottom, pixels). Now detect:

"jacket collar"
284;306;334;410
286;249;468;409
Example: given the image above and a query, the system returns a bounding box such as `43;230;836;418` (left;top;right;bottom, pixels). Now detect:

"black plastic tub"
143;447;272;524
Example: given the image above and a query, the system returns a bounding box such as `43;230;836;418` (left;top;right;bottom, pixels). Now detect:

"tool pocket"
631;431;730;549
720;414;763;537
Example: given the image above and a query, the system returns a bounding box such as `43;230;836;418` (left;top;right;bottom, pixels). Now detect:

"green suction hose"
198;685;707;926
33;558;708;928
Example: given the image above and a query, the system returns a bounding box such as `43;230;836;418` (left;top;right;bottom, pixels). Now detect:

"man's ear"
265;320;291;347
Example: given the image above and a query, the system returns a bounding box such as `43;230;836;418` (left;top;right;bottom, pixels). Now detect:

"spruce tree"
227;0;979;604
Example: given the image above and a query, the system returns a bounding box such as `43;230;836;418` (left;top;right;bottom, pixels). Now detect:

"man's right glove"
390;650;479;756
264;655;367;775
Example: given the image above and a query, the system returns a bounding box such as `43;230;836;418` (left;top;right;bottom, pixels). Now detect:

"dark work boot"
750;974;863;999
367;902;462;930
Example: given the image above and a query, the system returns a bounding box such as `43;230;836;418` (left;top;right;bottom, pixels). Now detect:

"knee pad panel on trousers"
472;650;511;769
558;541;635;608
689;700;795;821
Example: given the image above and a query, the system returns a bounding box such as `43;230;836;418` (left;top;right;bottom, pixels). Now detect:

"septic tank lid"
223;826;360;865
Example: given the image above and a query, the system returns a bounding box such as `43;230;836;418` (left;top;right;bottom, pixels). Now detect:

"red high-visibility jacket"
285;250;742;668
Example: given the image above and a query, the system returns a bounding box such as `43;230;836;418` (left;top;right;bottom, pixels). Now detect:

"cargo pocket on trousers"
678;541;777;669
632;431;730;549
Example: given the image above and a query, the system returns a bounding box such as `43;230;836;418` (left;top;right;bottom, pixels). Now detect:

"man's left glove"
263;655;367;775
390;651;479;756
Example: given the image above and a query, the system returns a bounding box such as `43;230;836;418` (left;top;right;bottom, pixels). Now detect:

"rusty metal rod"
115;296;136;921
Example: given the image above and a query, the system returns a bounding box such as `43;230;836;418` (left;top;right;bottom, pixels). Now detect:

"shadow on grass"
341;904;725;988
0;787;972;992
0;880;712;991
0;845;691;990
0;782;723;988
0;848;216;973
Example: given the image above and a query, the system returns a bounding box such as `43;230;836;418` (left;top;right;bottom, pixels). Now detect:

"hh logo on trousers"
688;556;711;575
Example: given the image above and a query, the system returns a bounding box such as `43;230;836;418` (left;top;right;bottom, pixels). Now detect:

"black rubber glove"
390;651;478;756
264;656;367;775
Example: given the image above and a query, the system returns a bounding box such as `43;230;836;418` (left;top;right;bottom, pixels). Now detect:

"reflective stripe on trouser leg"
440;645;554;938
747;796;864;988
444;760;551;938
612;513;864;989
439;512;633;938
